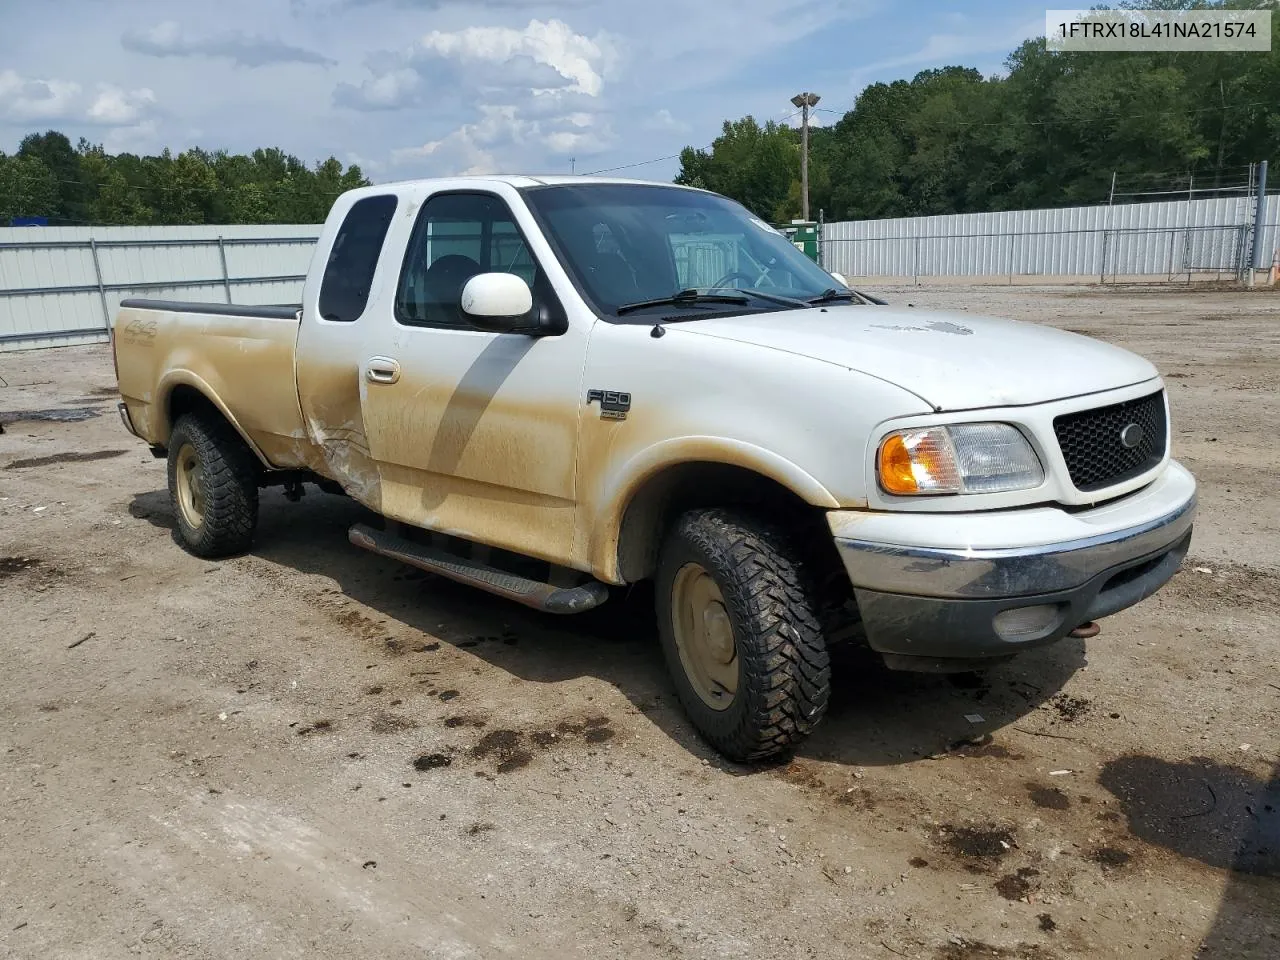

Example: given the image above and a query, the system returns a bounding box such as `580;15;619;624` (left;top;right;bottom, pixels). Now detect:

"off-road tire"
655;508;831;762
166;413;259;558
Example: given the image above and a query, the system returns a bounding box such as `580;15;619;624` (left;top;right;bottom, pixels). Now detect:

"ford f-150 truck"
111;175;1197;762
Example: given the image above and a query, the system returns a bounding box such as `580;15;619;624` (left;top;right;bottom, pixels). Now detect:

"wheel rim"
670;562;738;711
175;443;206;529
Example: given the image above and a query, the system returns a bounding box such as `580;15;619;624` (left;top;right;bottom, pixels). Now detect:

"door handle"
366;357;401;385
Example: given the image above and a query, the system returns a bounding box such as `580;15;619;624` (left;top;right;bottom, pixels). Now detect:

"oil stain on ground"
936;939;1056;959
472;729;533;774
0;557;41;580
1099;755;1279;875
1027;784;1072;810
6;449;127;470
0;406;103;425
471;715;616;774
934;824;1016;868
995;866;1041;900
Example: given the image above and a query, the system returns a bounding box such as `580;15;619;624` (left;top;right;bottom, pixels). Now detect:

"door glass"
397;193;540;327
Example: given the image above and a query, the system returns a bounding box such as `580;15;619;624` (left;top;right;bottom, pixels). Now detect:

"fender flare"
588;436;841;582
156;369;274;468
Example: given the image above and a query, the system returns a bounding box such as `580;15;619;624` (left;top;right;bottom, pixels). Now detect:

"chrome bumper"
836;491;1195;600
829;462;1198;667
117;401;140;438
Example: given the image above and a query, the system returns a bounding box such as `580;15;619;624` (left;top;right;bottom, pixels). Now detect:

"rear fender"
156;370;273;467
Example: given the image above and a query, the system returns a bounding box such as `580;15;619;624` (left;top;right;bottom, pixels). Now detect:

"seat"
419;254;482;325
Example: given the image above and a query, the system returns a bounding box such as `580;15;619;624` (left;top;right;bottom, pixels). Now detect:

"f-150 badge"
587;389;631;421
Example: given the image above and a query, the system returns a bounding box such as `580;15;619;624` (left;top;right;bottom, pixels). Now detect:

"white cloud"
389;102;612;176
419;18;615;96
122;20;334;68
0;70;158;138
87;84;157;125
0;70;82;122
103;119;161;155
333;68;421;110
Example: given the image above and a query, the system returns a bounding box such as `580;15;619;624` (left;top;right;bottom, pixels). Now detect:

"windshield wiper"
807;287;860;305
714;287;809;309
616;289;749;315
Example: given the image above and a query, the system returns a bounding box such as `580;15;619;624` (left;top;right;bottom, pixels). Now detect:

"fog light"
993;604;1064;641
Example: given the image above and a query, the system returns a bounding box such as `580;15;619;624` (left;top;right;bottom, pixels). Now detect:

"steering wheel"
711;271;758;290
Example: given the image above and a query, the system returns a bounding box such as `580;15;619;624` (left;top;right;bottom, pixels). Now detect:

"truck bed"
113;298;312;470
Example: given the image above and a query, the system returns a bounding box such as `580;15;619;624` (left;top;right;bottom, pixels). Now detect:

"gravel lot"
1;283;1277;960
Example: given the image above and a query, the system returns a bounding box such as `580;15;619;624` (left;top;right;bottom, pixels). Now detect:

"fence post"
1098;231;1108;285
1251;160;1269;278
1006;232;1015;285
912;235;920;286
217;236;232;303
88;238;110;331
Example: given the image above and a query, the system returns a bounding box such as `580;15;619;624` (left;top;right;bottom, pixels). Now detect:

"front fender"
586;436;841;582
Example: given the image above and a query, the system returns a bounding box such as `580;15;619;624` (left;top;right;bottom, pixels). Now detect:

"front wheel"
166;413;259;558
655;508;831;762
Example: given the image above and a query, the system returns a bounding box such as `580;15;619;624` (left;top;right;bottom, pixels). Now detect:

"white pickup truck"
111;175;1196;761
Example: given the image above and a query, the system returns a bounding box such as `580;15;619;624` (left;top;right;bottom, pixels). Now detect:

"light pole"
791;92;820;222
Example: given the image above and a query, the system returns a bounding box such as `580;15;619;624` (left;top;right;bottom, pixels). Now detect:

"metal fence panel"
822;194;1278;282
0;224;321;351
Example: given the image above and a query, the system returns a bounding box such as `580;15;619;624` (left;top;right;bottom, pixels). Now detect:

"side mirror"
460;272;534;333
829;271;849;288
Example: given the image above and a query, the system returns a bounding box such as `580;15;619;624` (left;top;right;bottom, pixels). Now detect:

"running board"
348;523;609;615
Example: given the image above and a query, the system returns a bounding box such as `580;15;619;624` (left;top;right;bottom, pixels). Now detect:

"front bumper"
830;460;1197;668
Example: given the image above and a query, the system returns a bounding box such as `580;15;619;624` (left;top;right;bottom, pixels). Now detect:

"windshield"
520;183;848;320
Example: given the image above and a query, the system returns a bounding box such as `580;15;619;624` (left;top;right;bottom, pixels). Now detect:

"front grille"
1053;390;1167;492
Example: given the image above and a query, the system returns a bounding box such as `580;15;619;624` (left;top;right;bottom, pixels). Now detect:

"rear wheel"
655;508;831;762
166;413;259;558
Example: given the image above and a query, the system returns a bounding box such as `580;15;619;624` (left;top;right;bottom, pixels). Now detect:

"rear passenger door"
296;192;399;508
358;189;589;566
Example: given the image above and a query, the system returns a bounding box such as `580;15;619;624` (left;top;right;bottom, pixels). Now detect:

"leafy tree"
678;0;1278;221
0;153;59;222
675;116;798;220
2;132;371;226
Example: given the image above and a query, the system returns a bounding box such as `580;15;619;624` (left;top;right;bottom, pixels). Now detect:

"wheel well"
166;384;224;439
616;462;837;583
165;386;264;471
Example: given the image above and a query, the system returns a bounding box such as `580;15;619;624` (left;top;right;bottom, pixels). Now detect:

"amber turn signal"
878;433;920;494
876;423;1044;497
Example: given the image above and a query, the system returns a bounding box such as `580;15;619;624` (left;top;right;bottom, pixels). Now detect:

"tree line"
0;131;370;226
676;2;1280;223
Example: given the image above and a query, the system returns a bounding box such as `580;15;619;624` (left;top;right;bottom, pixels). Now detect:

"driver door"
358;189;588;566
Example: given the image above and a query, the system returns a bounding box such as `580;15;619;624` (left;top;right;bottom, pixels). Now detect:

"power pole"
791;92;820;222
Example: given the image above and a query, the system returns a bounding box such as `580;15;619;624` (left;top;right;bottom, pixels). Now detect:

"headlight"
877;423;1044;496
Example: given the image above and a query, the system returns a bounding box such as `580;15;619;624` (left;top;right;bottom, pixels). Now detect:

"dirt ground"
1;283;1277;960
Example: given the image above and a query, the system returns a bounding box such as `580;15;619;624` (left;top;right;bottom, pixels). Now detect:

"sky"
0;0;1048;184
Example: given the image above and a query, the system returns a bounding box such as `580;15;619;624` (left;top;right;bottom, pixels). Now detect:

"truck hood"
674;305;1159;411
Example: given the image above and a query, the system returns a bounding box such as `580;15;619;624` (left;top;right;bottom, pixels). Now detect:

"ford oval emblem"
1119;422;1145;449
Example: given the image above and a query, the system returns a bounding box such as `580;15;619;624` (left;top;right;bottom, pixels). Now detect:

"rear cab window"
318;194;398;323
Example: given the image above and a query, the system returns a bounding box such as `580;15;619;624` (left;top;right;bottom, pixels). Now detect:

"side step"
348;523;610;615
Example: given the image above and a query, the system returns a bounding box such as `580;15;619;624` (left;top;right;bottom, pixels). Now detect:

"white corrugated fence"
822;193;1280;283
3;192;1278;351
0;224;320;351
